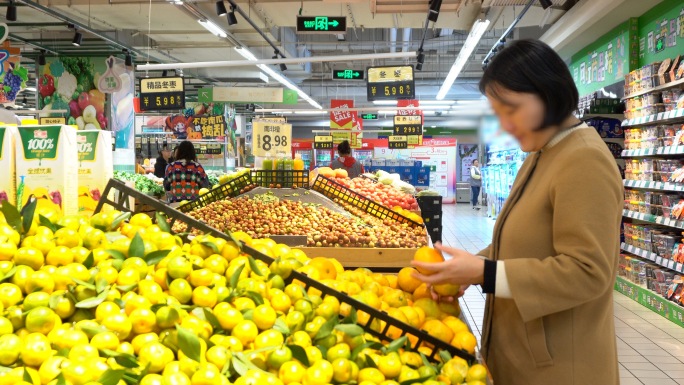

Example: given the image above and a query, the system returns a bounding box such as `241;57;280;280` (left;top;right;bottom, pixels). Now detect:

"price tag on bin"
252;120;292;157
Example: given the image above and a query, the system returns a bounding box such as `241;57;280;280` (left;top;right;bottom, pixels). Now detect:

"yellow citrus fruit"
433;283;460;297
21;333;52;367
155;306;182;329
67;343;100;362
102;313;133;340
307;257;337;280
139;342;175;373
422;319;454;343
358;367;385;384
466;363;488;382
54;228;83;248
130;213;153;228
38;356;66;385
0;334;21;366
412;298;442;319
279;361;306;384
254;329;284;350
90;331;120;351
252;304;277;331
14;247;44;270
0;242;16;262
23;291;50;311
397;267;423;293
206;345;231;369
131;333;159;355
168;279;193;304
191;286;217;308
45;246;74;266
451;331;477;354
412;247;443;275
25;270;55;294
231;320;258;346
130;308;157;334
25;307;57;335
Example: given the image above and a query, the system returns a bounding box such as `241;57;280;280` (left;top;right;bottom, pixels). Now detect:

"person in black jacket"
154;145;173;178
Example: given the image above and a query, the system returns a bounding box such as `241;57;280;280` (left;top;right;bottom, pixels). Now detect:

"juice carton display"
15;125;78;216
77;130;113;215
0;125;18;205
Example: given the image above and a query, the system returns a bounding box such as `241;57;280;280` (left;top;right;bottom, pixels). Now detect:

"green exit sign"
332;69;363;80
361;113;378;120
297;16;346;33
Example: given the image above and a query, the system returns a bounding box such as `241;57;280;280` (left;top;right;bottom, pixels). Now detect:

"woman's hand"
410;244;485;287
427;284;471;303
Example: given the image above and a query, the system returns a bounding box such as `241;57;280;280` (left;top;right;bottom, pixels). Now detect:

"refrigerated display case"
292;141;314;170
482;147;526;219
353;149;373;162
315;149;334;168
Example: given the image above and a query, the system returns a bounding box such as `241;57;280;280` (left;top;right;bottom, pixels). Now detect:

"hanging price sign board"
389;135;408;149
139;77;185;111
314;135;333;150
252;120;292;157
367;66;415;101
393;115;423;135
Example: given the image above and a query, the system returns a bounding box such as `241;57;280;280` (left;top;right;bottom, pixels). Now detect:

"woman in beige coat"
412;39;622;385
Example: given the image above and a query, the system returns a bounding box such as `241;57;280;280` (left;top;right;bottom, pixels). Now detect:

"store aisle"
443;204;684;384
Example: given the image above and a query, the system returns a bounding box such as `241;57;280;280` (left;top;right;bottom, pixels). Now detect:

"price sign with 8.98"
252;120;292;157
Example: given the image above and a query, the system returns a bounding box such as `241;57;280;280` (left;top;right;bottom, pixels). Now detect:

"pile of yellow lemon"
0;207;487;385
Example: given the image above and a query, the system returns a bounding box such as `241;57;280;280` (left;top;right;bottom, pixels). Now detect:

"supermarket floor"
444;203;684;385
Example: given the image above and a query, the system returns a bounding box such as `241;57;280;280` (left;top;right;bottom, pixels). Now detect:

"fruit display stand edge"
311;175;424;228
94;178;482;368
177;171;254;213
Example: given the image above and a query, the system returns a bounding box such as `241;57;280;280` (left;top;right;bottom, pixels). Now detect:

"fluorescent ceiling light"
294;111;326;115
198;19;227;38
372;101;397;106
234;46;322;109
456;99;486;105
436;19;490;100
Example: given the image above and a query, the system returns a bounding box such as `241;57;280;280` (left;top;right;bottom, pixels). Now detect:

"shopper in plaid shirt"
164;140;211;203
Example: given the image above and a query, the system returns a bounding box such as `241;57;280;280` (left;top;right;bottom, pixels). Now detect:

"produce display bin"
93;178;478;365
251;170;309;189
417;195;443;212
296;246;418;272
177;172;252;213
312;175;423;228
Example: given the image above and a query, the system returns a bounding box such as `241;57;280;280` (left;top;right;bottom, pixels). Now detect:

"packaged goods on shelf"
15;125;78;215
0;125;18;205
624;125;684;150
76;130;113;215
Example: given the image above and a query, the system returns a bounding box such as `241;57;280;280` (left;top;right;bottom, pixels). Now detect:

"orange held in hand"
412;246;444;275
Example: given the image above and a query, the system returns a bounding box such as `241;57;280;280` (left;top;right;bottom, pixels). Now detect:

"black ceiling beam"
226;0;285;59
7;22;68;27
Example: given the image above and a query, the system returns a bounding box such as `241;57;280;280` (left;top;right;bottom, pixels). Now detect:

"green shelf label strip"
622;108;684;128
615;276;684;328
623;180;684;192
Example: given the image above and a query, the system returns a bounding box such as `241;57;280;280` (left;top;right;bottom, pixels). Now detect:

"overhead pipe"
401;28;411;52
482;0;535;65
389;28;397;53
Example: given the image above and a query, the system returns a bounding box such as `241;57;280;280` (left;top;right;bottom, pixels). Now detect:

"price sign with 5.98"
393;115;422;136
252;120;292;157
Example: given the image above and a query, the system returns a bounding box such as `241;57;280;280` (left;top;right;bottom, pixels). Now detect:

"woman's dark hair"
338;140;351;155
175;141;197;162
479;39;579;129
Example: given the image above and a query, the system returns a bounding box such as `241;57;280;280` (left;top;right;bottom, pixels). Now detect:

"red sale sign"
397;99;423;117
330;99;357;130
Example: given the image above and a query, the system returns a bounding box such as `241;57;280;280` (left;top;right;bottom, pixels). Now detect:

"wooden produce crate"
297;246;417;272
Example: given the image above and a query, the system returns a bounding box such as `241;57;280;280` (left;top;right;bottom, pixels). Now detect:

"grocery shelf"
623;77;684;100
615;276;684;328
621;108;684;127
623;180;684;192
578;114;626;120
622;209;684;230
621;145;684;157
620;242;684;273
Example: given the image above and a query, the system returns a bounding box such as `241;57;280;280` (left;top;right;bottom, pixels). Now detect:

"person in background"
154;145;173;178
164;141;211;203
470;159;482;209
331;140;364;178
411;39;622;385
135;155;146;174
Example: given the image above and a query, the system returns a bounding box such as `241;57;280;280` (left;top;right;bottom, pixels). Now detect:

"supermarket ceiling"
4;0;665;114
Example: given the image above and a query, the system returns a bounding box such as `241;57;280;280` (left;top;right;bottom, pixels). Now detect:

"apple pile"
335;178;419;211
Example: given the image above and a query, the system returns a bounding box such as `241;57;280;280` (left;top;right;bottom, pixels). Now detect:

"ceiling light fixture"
38;51;46;66
234;46;322;109
72;30;83;47
215;1;227;16
6;0;17;22
539;0;552;10
198;19;227;38
162;70;168;77
125;52;133;67
436;19;490;100
226;6;238;26
427;0;442;22
373;100;456;106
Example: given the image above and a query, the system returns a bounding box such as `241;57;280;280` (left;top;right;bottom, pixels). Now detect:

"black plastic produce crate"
93;178;475;364
177;172;253;213
251;170;309;189
312;175;423;228
427;226;443;244
417;195;443;212
421;210;442;226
